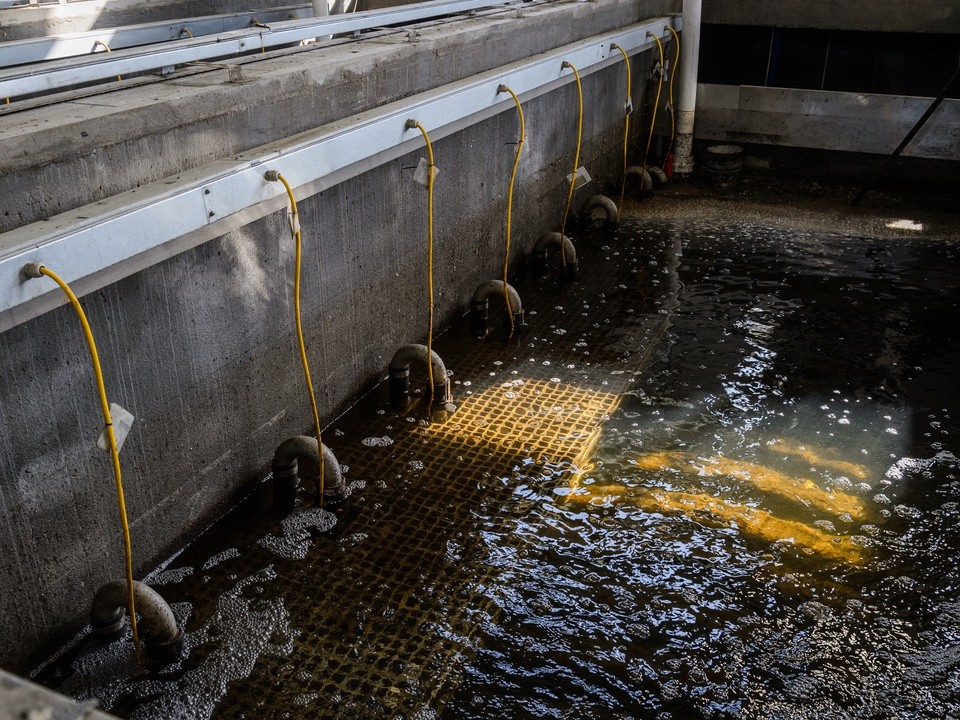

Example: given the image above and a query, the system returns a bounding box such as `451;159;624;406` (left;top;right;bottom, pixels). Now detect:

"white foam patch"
202;548;240;571
58;568;292;720
258;507;337;561
147;566;195;587
361;436;394;447
885;451;959;481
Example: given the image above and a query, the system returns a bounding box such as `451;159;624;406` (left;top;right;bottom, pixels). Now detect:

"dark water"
38;219;960;719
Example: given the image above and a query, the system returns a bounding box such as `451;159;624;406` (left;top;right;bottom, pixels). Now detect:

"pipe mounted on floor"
625;165;654;194
273;436;347;508
531;232;577;281
91;581;183;660
471;280;524;337
389;344;452;408
577;195;619;226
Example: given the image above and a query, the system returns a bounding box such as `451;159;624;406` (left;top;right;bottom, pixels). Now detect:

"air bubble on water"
148;565;195;587
361;436;394;448
203;548;240;571
873;493;891;505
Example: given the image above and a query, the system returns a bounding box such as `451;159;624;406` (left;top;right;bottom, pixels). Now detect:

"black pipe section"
531;232;577;280
273;436;346;509
577;194;619;226
470;280;524;337
388;344;453;409
91;581;184;660
625;165;654;195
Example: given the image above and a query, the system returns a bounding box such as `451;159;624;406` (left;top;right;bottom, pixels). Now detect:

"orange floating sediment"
634;451;865;519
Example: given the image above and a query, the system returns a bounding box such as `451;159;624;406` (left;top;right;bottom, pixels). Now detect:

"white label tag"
288;211;300;235
566;165;592;190
413;157;439;186
97;403;135;454
625;97;633;115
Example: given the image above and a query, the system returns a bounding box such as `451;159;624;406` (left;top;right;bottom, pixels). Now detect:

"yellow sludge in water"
768;439;870;480
636;491;865;565
634;451;865;519
566;486;864;564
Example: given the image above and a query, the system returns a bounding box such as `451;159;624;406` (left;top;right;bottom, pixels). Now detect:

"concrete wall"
0;0;679;676
695;84;960;160
702;0;960;34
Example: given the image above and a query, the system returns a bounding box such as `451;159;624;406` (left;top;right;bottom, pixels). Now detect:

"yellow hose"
666;26;680;154
559;61;583;269
499;85;525;337
32;266;141;664
642;33;664;177
180;27;194;38
410;121;437;401
94;41;122;83
611;44;632;222
274;174;325;505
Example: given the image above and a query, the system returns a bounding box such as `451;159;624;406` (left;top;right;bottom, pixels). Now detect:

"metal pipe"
470;280;524;336
531;232;577;280
272;435;346;508
0;6;312;68
389;344;452;408
1;17;679;334
577;194;618;224
90;580;183;659
673;0;701;176
0;0;519;100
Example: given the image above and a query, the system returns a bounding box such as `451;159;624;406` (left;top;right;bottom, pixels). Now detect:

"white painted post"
674;0;702;176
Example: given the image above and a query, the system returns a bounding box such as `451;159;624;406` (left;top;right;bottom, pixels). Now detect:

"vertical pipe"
673;0;702;176
312;0;330;42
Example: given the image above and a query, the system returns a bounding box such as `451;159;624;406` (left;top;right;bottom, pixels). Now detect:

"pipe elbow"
273;436;346;506
91;581;183;659
471;280;522;312
388;344;452;408
625;165;654;194
578;194;618;224
531;232;577;280
471;280;525;337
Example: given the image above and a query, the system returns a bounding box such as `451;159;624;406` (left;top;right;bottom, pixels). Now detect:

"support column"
674;0;701;176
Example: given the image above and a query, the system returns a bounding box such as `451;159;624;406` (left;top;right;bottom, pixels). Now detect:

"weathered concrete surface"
0;0;677;233
696;83;960;161
702;0;959;33
0;668;119;720
0;0;678;676
0;0;303;41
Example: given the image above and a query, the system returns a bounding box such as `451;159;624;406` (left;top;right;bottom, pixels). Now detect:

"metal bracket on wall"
0;0;518;100
0;15;681;333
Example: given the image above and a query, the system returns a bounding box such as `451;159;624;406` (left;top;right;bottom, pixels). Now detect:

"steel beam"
0;6;313;68
0;0;517;99
0;16;681;332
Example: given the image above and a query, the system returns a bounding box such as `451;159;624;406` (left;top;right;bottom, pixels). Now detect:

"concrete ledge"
0;0;677;234
695;83;960;161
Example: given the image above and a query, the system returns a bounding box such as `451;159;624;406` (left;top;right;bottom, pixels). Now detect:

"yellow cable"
94;41;122;83
499;85;525;337
667;26;680;154
180;27;193;38
33;266;141;665
642;34;664;177
275;174;325;505
559;61;583;270
410;121;437;402
611;44;632;222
